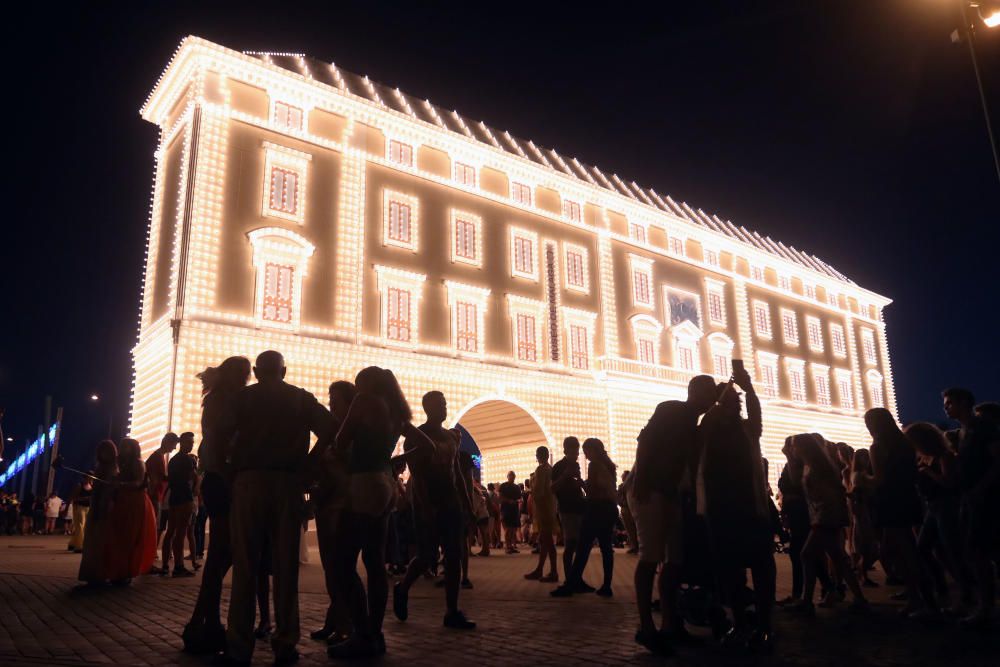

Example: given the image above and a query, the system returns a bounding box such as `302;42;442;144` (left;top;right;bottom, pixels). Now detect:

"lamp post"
954;2;1000;186
90;394;114;440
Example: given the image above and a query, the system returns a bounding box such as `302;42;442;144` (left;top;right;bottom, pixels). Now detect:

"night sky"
2;0;998;484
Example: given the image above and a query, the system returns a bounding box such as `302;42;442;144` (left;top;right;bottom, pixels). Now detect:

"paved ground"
0;534;997;666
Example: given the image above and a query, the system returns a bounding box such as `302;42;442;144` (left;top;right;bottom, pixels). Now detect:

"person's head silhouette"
687;374;718;413
254;350;286;383
422;390;447;424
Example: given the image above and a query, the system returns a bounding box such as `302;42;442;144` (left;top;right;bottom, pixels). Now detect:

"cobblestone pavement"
0;535;997;666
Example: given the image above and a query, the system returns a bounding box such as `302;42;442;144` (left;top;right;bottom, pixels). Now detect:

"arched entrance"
454;398;550;484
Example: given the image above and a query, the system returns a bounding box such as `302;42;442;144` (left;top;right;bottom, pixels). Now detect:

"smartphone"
732;358;745;375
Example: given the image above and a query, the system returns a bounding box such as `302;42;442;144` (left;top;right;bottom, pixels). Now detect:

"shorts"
501;505;520;529
416;507;464;565
558;512;583;542
349;472;394;517
628;490;683;565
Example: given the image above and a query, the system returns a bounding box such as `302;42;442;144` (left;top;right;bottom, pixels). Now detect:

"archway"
454;398;550;485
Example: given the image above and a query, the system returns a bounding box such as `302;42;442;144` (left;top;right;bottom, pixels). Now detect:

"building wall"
131;41;895;489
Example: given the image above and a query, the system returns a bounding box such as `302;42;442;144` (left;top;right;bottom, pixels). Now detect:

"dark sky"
2;0;998;477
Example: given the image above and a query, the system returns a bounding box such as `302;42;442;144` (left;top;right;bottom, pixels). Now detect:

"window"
450;210;482;267
708;333;735;379
446;281;490;355
387;287;412;342
563;199;582;222
827;291;839;307
455;302;478;352
630;315;663;366
638;338;656;364
261;142;310;224
787;361;807;402
669;237;685;256
262;262;294;323
512;181;532;205
382;191;418;251
510;229;538;280
779;275;791;291
516;313;538;362
806;316;824;352
804;284;816;300
563;243;589;293
753;301;772;339
569;325;589;369
376;265;426;346
273;101;304;130
704;248;720;267
813;365;831;406
388;139;413;166
757;352;779;397
751;265;765;282
387;199;411;245
836;370;854;409
861;329;878;365
563;308;597;371
677;343;696;371
630;255;654;308
454;162;476;186
508;295;546;364
629;222;647;244
269;168;299;215
831;323;847;357
867;370;884;408
781;309;799;346
705;280;727;327
247;227;315;331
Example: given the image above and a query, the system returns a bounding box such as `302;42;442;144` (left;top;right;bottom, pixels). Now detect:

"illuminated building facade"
132;37;897;483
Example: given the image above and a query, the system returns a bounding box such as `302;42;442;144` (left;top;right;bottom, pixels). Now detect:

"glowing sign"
0;423;58;487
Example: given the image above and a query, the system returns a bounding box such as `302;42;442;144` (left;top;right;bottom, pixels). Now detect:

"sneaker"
461;578;474;590
550;585;574;598
574;581;596;594
524;570;542;580
173;567;196;578
747;628;774;654
635;629;673;656
539;573;559;583
392;582;408;621
595;586;613;597
443;610;477;630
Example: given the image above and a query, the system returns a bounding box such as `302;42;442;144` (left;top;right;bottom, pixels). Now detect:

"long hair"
582;437;616;475
118;438;141;464
793;433;839;483
355;366;413;425
851;448;872;475
864;407;902;441
198;356;251;404
903;422;949;458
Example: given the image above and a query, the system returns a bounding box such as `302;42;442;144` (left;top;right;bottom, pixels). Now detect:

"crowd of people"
12;349;998;664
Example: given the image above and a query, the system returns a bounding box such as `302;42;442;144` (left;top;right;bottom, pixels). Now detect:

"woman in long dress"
78;440;118;584
524;445;558;582
103;438;157;583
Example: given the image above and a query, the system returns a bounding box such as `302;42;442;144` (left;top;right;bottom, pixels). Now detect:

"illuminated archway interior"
456;400;548;484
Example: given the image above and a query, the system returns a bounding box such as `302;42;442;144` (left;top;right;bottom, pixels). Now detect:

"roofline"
141;36;892;309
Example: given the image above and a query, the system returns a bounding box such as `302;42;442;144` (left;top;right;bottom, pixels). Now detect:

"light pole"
954;2;1000;186
90;394;114;440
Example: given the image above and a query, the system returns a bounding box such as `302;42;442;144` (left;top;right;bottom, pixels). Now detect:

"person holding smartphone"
697;361;776;653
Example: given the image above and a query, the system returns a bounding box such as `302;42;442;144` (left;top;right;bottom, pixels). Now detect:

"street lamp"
88;394;114;440
953;2;1000;185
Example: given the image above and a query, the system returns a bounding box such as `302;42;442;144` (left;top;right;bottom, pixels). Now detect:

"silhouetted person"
104;438;157;584
697;370;777;651
785;434;869;618
627;374;717;656
183;356;251;655
551;438;618;598
163;435;197;576
525;445;559;582
77;441;117;585
393;391;475;630
146;431;178;569
328;367;429;659
866;407;938;619
217;351;331;666
307;380;356;643
551;437;585;576
943;388;999;629
498;471;521;553
618;470;638;555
